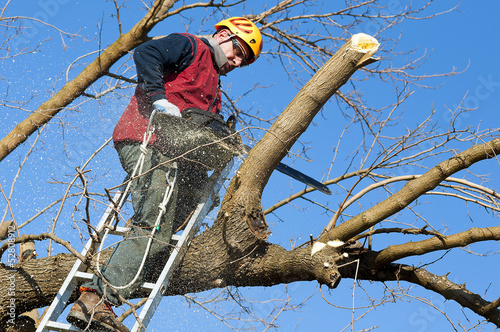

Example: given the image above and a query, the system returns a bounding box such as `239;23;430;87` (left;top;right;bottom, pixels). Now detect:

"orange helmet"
215;17;263;64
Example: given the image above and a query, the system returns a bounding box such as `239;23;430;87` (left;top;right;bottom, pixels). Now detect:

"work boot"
67;290;130;332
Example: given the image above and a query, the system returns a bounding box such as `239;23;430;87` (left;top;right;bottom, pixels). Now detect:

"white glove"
153;99;181;117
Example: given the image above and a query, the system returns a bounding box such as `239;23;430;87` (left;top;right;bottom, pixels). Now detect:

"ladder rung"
74;271;93;281
44;321;80;331
74;271;155;292
141;282;155;292
106;228;181;242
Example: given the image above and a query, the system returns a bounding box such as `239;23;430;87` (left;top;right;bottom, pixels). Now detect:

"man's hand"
153;99;181;117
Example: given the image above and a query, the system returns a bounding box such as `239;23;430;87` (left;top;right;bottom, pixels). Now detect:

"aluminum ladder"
36;160;234;332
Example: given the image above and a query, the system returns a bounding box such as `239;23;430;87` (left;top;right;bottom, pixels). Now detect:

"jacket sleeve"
133;33;197;103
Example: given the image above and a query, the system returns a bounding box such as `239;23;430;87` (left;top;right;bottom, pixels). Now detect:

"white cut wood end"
327;240;344;248
311;242;326;256
351;33;380;65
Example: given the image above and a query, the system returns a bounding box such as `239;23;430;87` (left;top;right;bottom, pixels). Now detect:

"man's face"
216;29;251;75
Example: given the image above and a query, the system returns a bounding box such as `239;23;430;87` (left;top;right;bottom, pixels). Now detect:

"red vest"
113;34;221;149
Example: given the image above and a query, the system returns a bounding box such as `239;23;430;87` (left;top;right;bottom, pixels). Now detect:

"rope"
95;110;178;290
105;166;177;290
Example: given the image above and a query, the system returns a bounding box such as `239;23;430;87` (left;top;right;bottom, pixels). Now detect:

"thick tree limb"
0;241;345;319
0;0;176;162
322;137;500;243
229;33;379;197
371;226;500;268
4;243;500;328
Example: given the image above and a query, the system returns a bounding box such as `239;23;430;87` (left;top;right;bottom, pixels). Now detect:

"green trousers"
84;143;207;306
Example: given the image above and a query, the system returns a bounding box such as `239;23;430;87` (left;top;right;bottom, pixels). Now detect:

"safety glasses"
230;35;250;67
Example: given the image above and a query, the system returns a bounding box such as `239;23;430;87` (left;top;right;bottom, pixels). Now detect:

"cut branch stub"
310;240;347;288
351;33;380;67
219;202;269;255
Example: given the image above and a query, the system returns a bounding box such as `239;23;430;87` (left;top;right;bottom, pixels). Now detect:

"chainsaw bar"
275;161;331;195
242;145;331;195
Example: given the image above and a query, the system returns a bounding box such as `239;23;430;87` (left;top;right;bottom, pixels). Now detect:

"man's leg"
91;143;178;305
96;145;177;305
68;143;177;330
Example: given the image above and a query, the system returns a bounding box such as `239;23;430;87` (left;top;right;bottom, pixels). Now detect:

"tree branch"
322;138;500;243
0;0;176;162
371;226;500;268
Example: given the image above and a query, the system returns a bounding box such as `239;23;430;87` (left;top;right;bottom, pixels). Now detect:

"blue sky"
1;1;500;331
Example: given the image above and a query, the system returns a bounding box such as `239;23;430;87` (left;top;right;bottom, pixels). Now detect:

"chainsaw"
151;108;331;195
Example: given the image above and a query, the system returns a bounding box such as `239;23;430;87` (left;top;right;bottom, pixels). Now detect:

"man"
66;17;263;332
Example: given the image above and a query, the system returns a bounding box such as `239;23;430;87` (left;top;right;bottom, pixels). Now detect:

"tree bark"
4;243;500;328
0;241;345;319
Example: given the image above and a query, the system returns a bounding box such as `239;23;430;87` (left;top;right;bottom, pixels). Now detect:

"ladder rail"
37;185;129;332
130;160;233;331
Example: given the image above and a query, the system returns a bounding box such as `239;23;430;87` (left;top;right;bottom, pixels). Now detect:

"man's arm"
133;33;197;103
